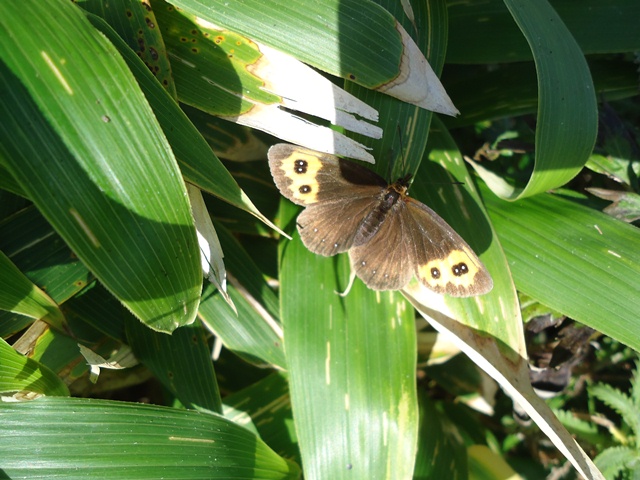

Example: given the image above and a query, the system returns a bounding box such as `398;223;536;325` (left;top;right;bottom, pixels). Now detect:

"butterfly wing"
268;144;386;206
349;201;414;290
404;197;493;296
269;144;493;296
297;197;381;256
268;144;387;256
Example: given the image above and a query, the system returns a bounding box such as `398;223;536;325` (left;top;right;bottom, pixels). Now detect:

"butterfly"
268;143;493;296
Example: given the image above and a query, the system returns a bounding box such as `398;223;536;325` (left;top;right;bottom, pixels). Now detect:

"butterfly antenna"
382;128;399;183
396;125;408;178
396;124;406;176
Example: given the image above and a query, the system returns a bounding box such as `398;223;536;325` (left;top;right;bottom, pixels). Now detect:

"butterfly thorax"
353;174;412;247
394;173;413;191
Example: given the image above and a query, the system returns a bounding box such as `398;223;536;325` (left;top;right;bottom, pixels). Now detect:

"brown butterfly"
268;143;493;296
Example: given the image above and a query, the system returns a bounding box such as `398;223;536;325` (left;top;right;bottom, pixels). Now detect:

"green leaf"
0;0;202;332
85;9;274;226
126;319;223;413
223;372;299;462
0;397;300;479
443;59;638;129
413;395;467;479
0;251;65;330
468;444;519;479
63;282;130;342
484;187;640;352
168;0;457;114
467;0;598;199
553;408;604;447
343;0;445;179
594;445;639;480
198;223;286;370
79;0;178;99
0;163;27;198
12;321;109;388
153;0;279;116
0;338;70;397
587;154;640;190
447;0;640;64
170;0;403;89
0;206;93;305
280;238;418;479
590;383;640;437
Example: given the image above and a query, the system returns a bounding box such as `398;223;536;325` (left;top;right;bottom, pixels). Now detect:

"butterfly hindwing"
349;200;414;290
404;198;493;296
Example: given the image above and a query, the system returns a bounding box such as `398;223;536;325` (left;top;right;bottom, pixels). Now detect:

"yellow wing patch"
416;246;483;291
278;150;324;204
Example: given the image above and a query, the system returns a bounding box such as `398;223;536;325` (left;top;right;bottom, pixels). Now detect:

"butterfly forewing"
297;195;383;256
268;144;385;207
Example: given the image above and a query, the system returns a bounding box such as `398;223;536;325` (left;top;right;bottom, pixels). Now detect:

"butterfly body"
353;176;409;247
268;144;493;296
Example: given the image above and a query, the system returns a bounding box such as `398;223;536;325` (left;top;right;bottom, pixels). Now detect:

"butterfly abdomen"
353;187;402;247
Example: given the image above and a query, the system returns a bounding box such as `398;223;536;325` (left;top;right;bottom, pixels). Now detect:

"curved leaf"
170;0;457;113
467;0;598;200
447;0;640;64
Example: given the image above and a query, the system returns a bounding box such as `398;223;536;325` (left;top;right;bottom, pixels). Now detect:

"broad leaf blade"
0;251;65;330
0;397;300;479
280;236;417;480
170;0;457;113
0;338;70;397
485;187;640;352
0;0;201;332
